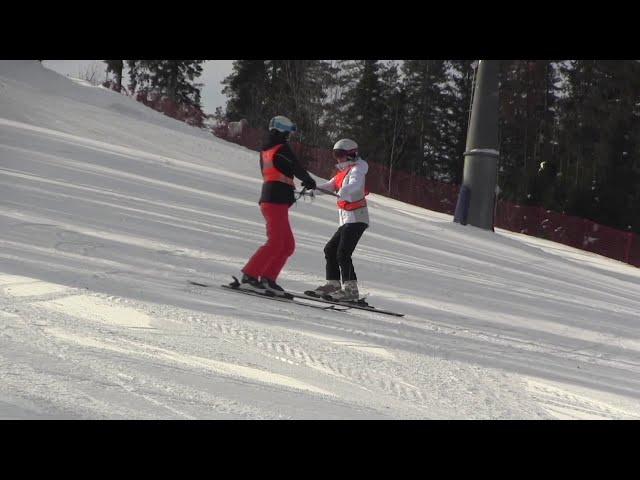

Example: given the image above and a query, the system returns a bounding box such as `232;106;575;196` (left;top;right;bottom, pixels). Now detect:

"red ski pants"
242;202;295;282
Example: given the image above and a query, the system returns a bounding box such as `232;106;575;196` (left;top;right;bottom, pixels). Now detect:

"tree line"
101;60;640;234
103;60;205;125
221;60;640;234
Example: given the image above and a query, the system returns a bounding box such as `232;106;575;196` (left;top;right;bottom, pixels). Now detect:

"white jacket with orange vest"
316;157;369;226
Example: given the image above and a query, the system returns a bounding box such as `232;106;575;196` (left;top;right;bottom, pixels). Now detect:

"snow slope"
1;60;639;419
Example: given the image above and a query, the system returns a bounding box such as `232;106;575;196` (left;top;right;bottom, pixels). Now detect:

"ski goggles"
271;119;297;133
333;149;356;159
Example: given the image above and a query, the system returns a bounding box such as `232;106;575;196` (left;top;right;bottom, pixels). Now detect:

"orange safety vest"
335;165;369;211
261;144;294;186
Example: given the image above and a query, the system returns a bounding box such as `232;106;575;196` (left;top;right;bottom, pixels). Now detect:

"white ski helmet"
333;138;358;159
269;115;297;134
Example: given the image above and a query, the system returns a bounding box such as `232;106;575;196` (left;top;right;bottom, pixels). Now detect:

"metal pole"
454;60;500;231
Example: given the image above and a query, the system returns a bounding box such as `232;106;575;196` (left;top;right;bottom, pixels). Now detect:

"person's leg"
261;204;295;282
307;227;343;296
242;203;290;280
336;223;368;283
324;226;344;281
325;223;367;301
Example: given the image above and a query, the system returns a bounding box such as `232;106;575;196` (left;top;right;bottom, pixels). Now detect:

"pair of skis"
188;277;404;317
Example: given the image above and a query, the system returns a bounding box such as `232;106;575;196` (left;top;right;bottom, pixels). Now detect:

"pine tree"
142;60;204;107
399;60;449;178
497;60;557;205
307;60;340;147
104;60;123;92
440;60;476;184
126;60;144;94
322;60;361;142
337;60;388;164
376;62;411;189
264;60;333;147
222;60;269;127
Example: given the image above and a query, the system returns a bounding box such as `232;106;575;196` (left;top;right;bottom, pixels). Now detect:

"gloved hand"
302;178;317;190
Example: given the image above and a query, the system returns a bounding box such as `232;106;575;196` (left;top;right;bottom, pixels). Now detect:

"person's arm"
275;145;316;189
315;177;336;193
337;162;368;201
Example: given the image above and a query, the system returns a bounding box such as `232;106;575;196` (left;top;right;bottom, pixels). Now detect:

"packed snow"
1;60;639;419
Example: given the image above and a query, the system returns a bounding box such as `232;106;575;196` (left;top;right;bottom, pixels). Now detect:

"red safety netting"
495;202;638;265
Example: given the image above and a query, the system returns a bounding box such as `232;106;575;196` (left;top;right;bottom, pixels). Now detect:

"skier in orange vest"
238;115;316;296
310;138;369;301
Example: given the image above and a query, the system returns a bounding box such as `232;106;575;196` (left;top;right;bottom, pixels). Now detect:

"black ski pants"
324;222;368;283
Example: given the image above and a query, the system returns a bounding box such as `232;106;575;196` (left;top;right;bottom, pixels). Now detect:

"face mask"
336;160;354;171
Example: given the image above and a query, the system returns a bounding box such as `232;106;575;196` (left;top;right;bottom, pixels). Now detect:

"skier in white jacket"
310;138;369;301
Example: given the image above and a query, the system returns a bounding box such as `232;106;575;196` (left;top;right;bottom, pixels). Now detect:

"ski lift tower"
453;60;500;231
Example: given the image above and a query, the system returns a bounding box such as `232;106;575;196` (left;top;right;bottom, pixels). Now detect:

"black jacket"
259;132;315;206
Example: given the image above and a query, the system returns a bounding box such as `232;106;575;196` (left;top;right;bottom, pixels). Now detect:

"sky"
42;60;234;116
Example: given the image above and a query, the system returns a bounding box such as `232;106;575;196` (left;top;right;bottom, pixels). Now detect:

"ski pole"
294;187;340;200
294;187;315;202
315;187;339;198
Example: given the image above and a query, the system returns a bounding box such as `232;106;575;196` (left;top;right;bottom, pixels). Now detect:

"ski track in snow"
1;60;639;419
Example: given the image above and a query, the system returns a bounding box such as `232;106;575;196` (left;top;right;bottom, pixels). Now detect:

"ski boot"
261;278;293;299
324;280;360;302
305;280;341;298
236;273;270;295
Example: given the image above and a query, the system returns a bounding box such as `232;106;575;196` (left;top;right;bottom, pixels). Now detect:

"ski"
188;279;349;313
188;278;404;317
293;291;405;317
